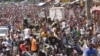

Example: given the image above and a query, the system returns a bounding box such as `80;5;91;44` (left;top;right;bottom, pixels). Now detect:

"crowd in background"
0;1;100;56
0;2;39;31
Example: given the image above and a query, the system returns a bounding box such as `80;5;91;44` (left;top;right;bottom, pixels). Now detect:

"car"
0;26;9;38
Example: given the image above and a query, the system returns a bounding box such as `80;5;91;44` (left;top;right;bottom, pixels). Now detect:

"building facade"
28;0;45;3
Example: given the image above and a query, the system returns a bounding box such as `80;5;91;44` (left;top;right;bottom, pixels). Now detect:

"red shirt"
20;43;27;52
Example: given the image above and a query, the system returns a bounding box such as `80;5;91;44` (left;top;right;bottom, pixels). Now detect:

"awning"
90;6;97;13
95;6;100;10
91;6;100;13
37;2;46;6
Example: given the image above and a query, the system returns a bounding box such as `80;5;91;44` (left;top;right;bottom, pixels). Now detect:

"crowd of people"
0;1;100;56
0;2;39;30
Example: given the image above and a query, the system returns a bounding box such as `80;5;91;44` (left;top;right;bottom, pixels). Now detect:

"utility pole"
86;0;93;37
85;0;93;26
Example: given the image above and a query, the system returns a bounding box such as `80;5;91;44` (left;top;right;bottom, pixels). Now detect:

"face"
88;44;93;49
23;41;27;45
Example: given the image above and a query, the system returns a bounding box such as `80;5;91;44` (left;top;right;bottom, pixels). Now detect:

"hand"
22;51;25;55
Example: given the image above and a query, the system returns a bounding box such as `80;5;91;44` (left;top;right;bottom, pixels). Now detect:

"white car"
0;26;9;38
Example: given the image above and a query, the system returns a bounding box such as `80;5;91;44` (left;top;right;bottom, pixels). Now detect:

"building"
28;0;45;3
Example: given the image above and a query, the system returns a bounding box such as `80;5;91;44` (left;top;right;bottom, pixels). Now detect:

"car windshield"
0;29;8;34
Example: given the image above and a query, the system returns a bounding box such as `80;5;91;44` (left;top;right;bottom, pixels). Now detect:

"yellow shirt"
40;31;50;38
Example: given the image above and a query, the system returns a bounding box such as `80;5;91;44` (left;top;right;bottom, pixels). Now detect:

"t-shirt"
65;27;70;34
91;37;97;45
2;41;9;47
20;43;27;52
61;21;66;29
31;38;37;51
48;36;58;45
80;28;85;35
82;43;88;56
2;41;10;51
86;48;97;56
40;31;50;38
24;28;30;39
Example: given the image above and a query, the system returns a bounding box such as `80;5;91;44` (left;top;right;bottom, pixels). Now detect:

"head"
49;32;54;36
88;43;94;49
32;35;36;39
21;40;26;45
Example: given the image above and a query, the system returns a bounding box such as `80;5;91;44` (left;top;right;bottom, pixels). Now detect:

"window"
0;29;8;34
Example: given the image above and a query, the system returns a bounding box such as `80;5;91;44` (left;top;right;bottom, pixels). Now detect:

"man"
31;35;38;56
73;41;83;56
85;43;97;56
47;33;58;46
46;32;59;54
91;35;98;47
2;39;11;56
24;27;30;40
20;41;31;56
24;27;31;51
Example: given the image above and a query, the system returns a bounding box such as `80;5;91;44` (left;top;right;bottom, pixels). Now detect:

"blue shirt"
86;48;97;56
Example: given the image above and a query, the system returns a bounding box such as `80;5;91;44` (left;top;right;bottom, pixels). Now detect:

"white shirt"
97;34;100;39
24;28;30;39
2;41;9;47
80;28;85;35
65;27;70;34
61;21;66;29
2;41;11;51
82;43;88;56
96;27;100;34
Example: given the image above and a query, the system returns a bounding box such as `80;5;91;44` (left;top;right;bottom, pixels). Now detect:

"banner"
60;0;70;2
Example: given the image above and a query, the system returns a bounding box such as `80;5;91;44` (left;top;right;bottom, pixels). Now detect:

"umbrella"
91;6;100;13
95;6;100;11
90;6;97;13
